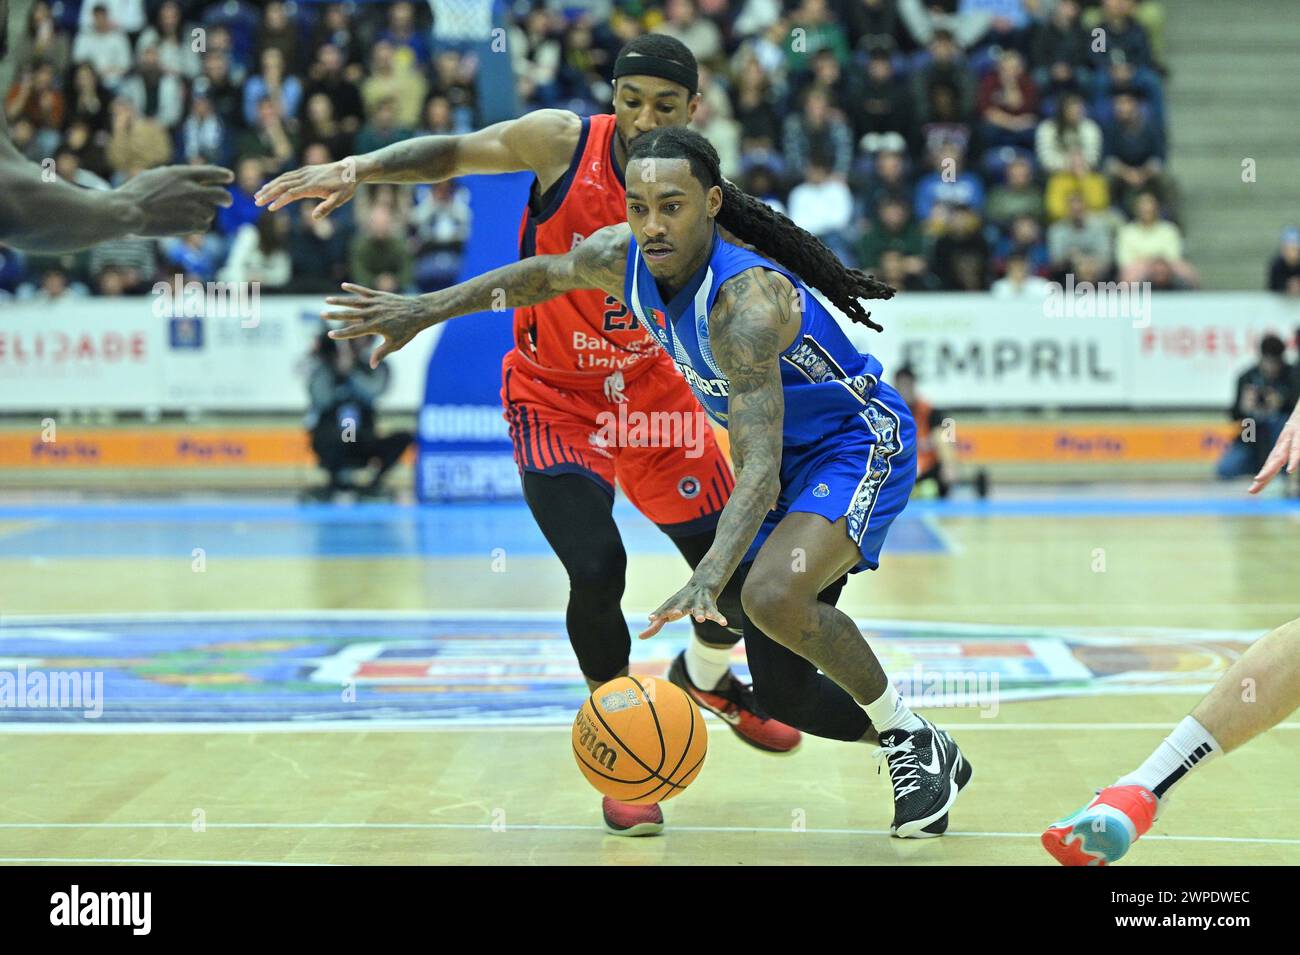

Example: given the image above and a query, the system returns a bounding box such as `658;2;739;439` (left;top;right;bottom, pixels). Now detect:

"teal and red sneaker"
1041;785;1159;865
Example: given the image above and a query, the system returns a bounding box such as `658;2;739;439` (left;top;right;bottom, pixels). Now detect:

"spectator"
19;267;89;303
877;247;927;292
1030;0;1089;77
1116;191;1197;286
303;45;365;135
1103;91;1166;213
179;91;228;165
978;49;1039;150
355;97;413;156
160;232;225;283
301;93;355;161
1088;0;1153;71
88;231;157;292
986;156;1044;228
991;252;1053;298
897;0;992;48
1037;92;1108;220
12;2;71;78
66;62;111;132
379;1;432;70
304;331;414;502
993;214;1049;277
787;157;855;260
311;2;366;72
194;53;243;132
783;0;851;73
62;118;112;180
659;0;725;66
931;204;990;290
289;199;353;294
912;29;975;124
844;0;900;53
119;43;184;129
1217;335;1296;481
1268;227;1300;296
410;181;472;292
218;213;292;289
71;4;133;91
1047;191;1114;280
783;88;854;179
731;54;784;152
243;48;302;129
235;97;298;177
216;157;265;238
914;143;984;226
77;0;145;36
350;204;413;293
362;41;428;129
691;87;742;180
857;49;914;142
4;62;64;158
864;146;914;215
858;196;928;283
256;1;301;74
105;95;171;175
136;1;201;80
510;9;561;107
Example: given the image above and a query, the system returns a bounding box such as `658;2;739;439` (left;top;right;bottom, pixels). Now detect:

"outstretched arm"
1249;399;1300;494
324;223;631;365
256;109;580;219
641;268;799;637
0;136;233;252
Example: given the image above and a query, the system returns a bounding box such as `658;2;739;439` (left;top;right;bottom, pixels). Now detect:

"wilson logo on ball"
574;711;617;769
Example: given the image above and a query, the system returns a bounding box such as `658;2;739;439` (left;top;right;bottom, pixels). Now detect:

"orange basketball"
572;675;708;804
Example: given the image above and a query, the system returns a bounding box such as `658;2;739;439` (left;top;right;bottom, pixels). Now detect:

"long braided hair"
627;126;894;331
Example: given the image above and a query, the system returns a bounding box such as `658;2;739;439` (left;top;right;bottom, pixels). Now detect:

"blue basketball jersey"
622;230;886;448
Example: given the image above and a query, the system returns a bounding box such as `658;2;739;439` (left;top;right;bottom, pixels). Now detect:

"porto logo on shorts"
678;476;701;499
812;483;830;498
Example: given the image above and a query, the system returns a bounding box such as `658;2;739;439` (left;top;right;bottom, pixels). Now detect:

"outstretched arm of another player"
324;223;632;366
641;269;797;639
0;134;233;252
255;109;580;219
1249;400;1300;493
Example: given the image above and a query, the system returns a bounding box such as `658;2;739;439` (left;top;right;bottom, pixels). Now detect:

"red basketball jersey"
513;113;666;383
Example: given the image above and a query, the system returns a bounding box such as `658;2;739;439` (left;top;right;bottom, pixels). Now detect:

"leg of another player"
665;527;803;753
522;471;663;835
1043;617;1300;865
521;471;631;691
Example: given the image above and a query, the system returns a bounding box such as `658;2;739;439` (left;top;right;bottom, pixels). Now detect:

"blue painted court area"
0;494;1293;560
0;499;949;559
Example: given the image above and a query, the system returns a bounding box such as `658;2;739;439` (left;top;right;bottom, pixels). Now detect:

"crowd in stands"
1;0;1200;301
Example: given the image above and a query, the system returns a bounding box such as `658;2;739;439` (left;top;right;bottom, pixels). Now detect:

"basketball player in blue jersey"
325;126;972;837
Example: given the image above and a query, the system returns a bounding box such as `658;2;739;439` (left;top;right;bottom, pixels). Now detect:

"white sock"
1116;715;1222;804
862;680;924;733
685;638;732;691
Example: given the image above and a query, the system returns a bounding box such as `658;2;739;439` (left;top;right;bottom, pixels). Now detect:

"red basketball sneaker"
602;797;664;836
667;651;801;754
1042;785;1159;866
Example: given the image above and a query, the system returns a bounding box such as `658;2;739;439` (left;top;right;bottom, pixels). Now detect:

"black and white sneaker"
874;719;963;838
915;738;974;837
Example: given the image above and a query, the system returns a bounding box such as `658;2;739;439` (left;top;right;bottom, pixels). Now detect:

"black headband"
612;51;698;97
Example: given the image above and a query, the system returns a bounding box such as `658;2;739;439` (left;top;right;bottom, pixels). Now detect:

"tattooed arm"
324;223;632;365
257;109;579;218
641;267;799;637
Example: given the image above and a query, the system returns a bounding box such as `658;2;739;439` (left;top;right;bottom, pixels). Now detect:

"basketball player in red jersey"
256;36;800;836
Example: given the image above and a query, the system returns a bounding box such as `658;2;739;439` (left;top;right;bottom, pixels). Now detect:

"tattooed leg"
739;512;888;705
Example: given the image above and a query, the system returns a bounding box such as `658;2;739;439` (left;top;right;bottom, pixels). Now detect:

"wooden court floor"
1;503;1298;865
